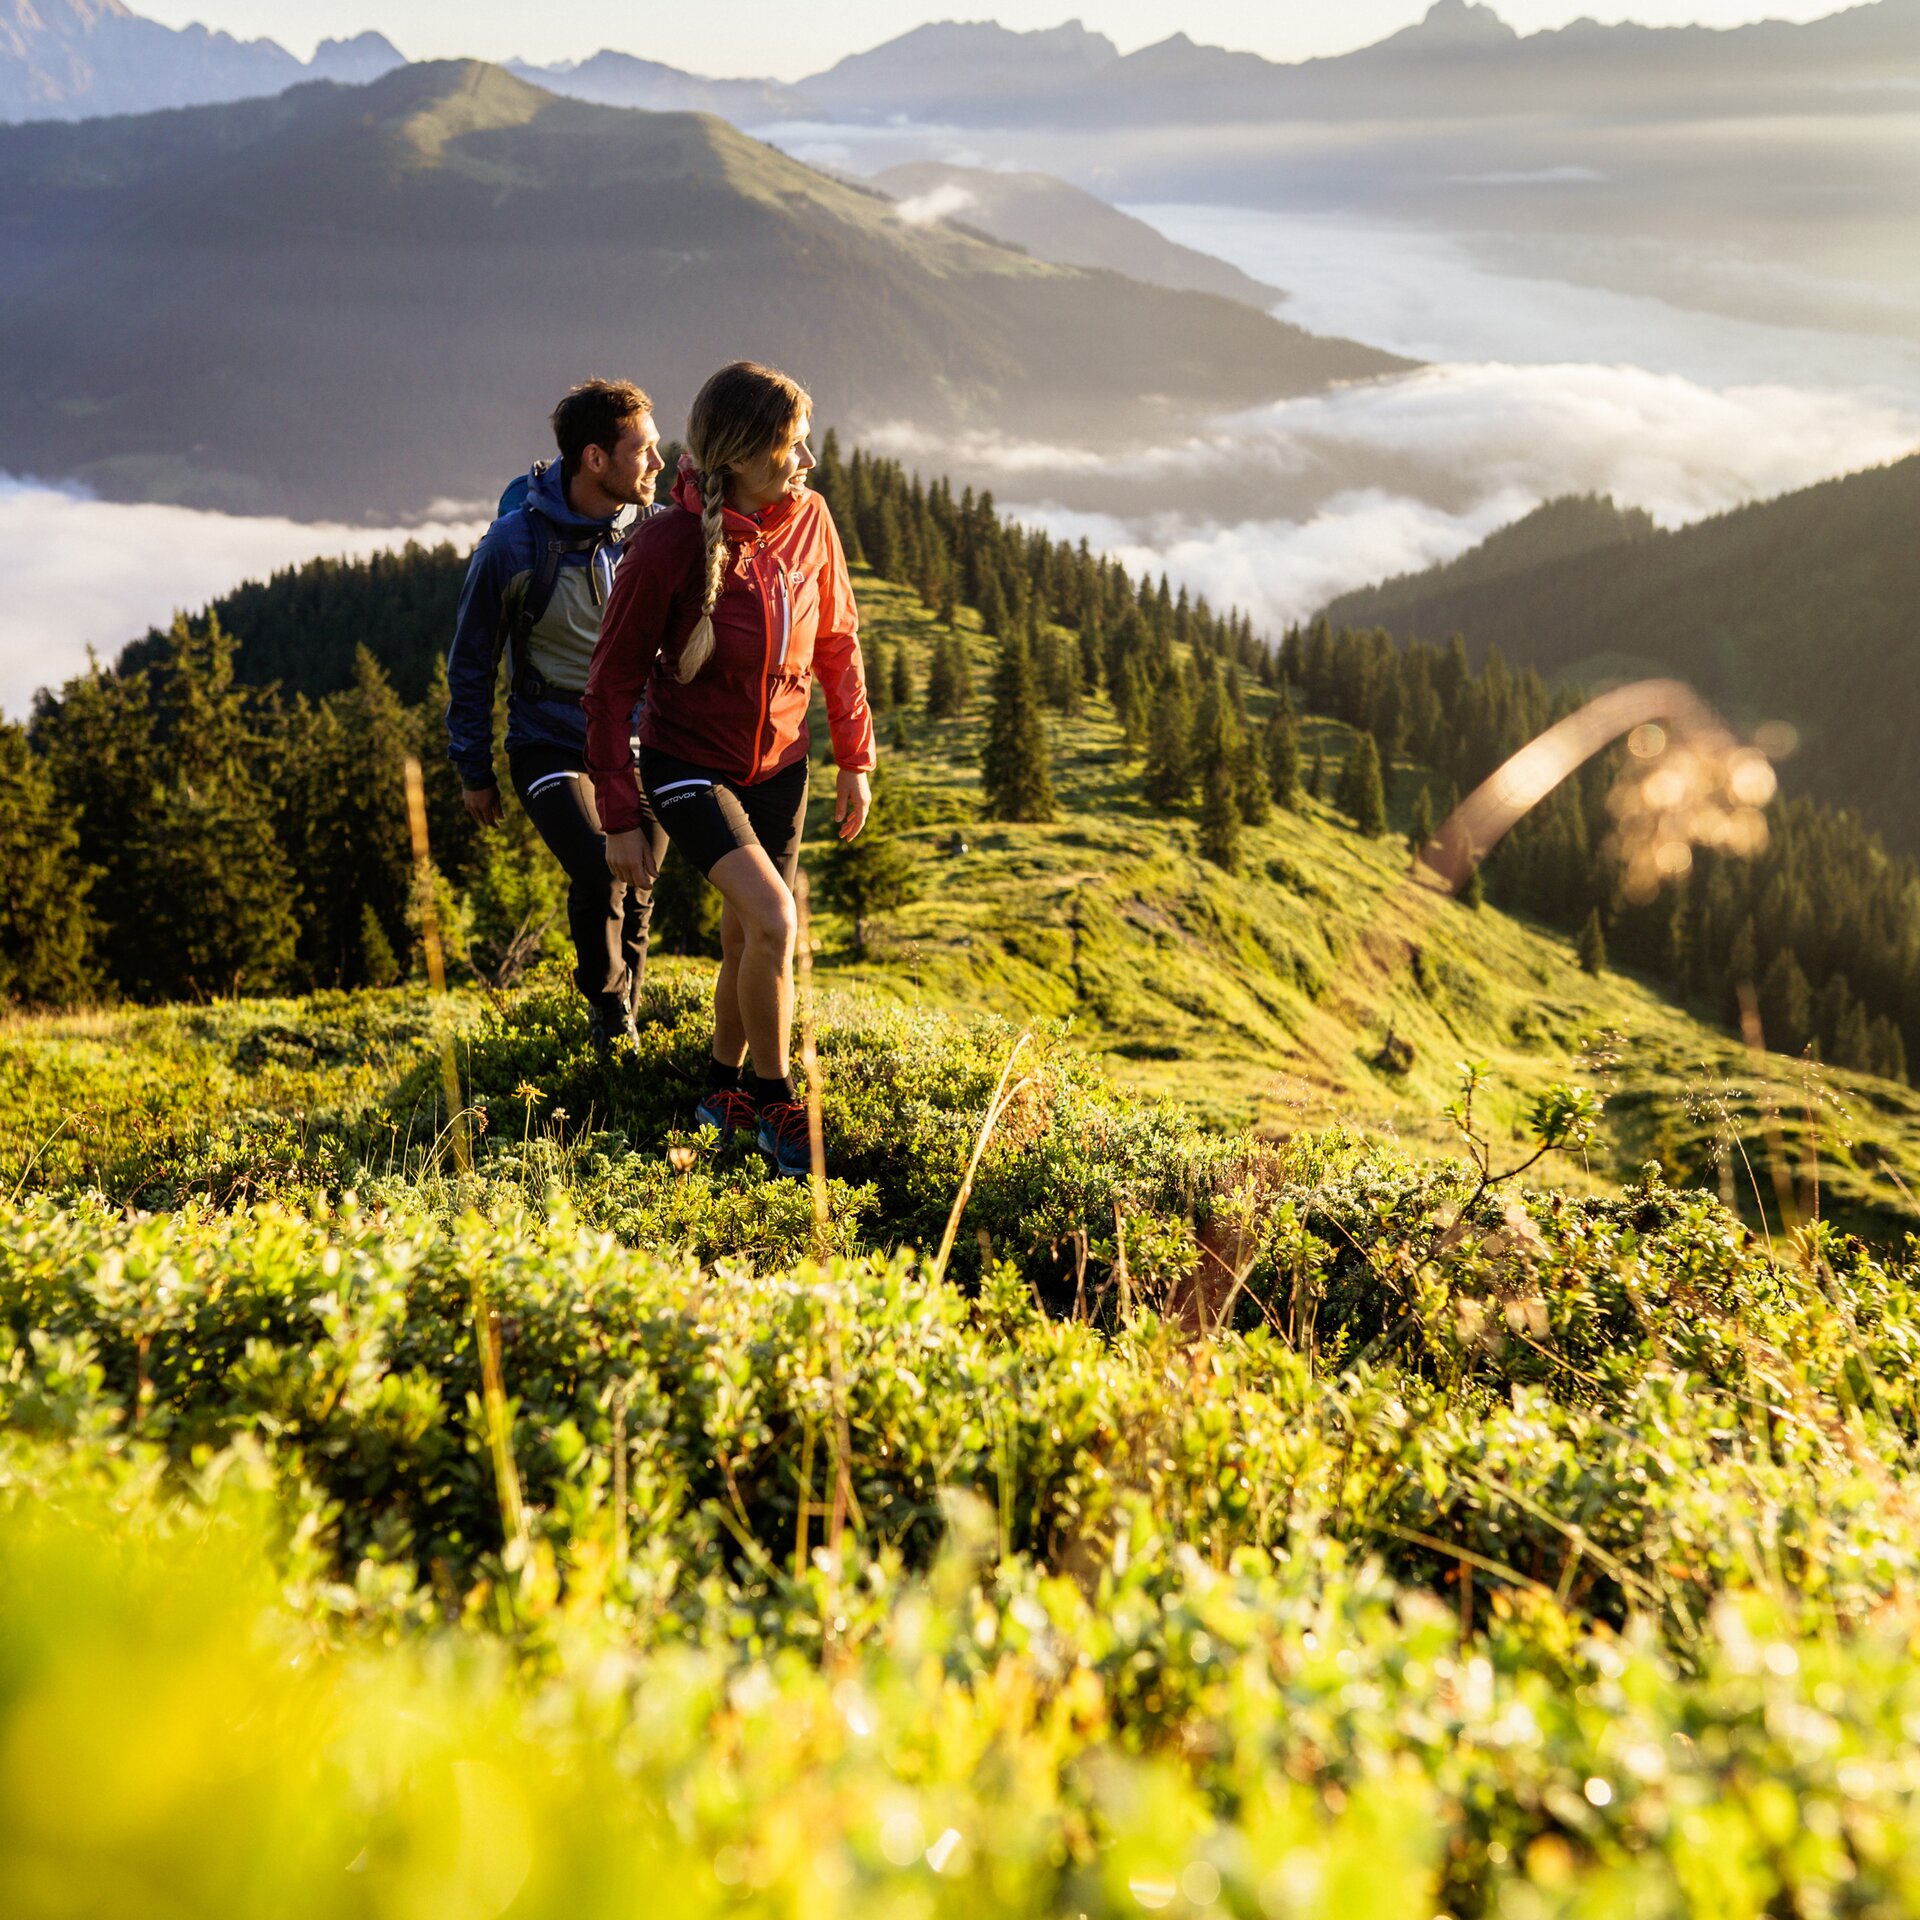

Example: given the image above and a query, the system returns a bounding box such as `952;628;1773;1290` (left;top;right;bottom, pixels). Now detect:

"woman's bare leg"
713;897;750;1070
705;844;796;1081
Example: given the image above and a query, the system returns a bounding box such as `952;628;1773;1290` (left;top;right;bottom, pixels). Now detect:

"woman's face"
729;412;816;513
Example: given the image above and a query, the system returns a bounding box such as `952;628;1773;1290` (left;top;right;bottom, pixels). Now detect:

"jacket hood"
530;457;633;533
670;451;800;538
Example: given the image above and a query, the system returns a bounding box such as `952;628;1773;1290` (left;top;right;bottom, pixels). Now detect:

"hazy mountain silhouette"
0;61;1407;519
0;0;403;119
871;161;1284;309
503;51;814;123
1322;455;1920;849
786;1;1920;125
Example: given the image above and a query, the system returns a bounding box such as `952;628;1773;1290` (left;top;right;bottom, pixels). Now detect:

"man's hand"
606;827;660;891
462;785;504;828
835;768;872;842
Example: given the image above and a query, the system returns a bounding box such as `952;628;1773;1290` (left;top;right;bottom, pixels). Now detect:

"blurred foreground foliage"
5;972;1920;1914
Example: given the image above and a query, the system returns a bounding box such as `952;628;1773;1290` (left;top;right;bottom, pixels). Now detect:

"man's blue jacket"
444;461;644;791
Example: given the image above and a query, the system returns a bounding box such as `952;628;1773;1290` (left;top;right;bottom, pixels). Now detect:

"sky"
134;0;1852;77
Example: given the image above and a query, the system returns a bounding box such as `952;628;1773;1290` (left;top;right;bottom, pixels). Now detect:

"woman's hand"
835;768;872;841
605;828;660;890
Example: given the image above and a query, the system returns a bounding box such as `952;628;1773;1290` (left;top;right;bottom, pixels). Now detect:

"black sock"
706;1055;744;1091
747;1070;796;1107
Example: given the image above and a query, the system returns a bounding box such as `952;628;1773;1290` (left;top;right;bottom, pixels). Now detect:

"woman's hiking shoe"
694;1086;760;1141
756;1098;818;1180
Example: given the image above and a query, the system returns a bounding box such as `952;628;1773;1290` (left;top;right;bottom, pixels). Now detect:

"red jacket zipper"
751;542;776;780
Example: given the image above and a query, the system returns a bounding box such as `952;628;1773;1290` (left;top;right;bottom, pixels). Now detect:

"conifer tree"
1407;782;1436;858
1143;676;1194;806
1461;862;1485;910
0;723;96;1006
981;629;1055;822
1758;947;1813;1055
1339;733;1388;837
1265;709;1301;809
1199;760;1242;872
814;775;921;959
924;631;965;719
122;613;299;998
868;640;894;715
1577;908;1607;975
1870;1015;1908;1083
976;569;1010;641
889;640;914;711
1235;734;1272;826
1307;741;1327;802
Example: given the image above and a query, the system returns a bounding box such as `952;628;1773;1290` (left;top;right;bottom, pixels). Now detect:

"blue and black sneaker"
694;1086;760;1142
756;1098;817;1181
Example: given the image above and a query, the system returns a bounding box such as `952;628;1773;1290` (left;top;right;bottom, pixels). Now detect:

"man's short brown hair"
551;379;653;472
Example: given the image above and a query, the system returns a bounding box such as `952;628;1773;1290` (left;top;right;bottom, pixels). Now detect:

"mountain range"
0;0;403;118
1322;455;1920;852
12;1;1916;129
0;59;1403;519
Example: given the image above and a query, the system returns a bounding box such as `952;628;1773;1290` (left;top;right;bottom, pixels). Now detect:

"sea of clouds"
0;479;485;717
5;197;1918;714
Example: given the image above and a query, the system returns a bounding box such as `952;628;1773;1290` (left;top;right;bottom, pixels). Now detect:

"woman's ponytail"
677;465;730;685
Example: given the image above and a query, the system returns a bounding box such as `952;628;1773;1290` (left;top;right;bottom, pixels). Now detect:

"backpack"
496;461;625;703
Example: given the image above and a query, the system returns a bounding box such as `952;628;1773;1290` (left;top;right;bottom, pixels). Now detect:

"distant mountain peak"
1374;0;1519;52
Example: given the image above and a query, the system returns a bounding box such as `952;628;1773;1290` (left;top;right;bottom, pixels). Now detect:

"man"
445;379;669;1055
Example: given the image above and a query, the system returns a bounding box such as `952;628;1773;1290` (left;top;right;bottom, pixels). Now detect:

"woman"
585;361;875;1178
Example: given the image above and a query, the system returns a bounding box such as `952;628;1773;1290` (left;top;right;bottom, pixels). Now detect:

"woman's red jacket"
584;459;876;837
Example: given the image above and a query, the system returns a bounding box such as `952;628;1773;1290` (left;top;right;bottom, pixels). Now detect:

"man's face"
584;410;665;508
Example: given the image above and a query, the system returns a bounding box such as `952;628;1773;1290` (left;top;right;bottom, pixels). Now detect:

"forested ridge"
1322;454;1920;853
6;433;1917;1089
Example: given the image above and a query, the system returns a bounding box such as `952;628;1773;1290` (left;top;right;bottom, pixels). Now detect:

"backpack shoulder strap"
506;467;628;703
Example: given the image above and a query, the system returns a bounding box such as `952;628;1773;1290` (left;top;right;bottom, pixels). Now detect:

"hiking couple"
445;363;876;1178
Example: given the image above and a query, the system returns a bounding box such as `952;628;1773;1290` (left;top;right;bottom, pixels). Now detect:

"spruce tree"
814;776;922;959
868;640;894;715
1461;862;1485;909
1758;947;1813;1055
1143;676;1194;806
1199;759;1242;872
1406;783;1435;857
1265;709;1301;809
981;629;1055;822
0;723;96;1006
1307;741;1327;802
1577;908;1607;975
924;633;961;719
976;569;1010;641
123;613;299;998
1340;733;1388;837
1235;734;1272;826
889;641;914;710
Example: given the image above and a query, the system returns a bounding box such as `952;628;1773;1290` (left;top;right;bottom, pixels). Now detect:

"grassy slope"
806;571;1920;1239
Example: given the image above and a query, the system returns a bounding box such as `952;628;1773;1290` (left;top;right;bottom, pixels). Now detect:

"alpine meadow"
5;5;1920;1918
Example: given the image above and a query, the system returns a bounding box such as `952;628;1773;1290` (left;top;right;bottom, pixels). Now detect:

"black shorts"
639;748;810;887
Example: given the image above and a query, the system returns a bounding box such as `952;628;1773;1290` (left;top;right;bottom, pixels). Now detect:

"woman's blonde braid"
676;465;731;684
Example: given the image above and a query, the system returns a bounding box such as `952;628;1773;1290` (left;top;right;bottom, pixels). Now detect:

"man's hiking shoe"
587;1002;640;1060
694;1086;760;1141
757;1098;817;1180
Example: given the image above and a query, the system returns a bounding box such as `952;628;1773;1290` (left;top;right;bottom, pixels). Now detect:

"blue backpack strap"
506;461;624;703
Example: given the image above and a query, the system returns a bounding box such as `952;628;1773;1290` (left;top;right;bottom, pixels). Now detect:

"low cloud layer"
867;357;1920;635
0;479;484;718
893;181;979;226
